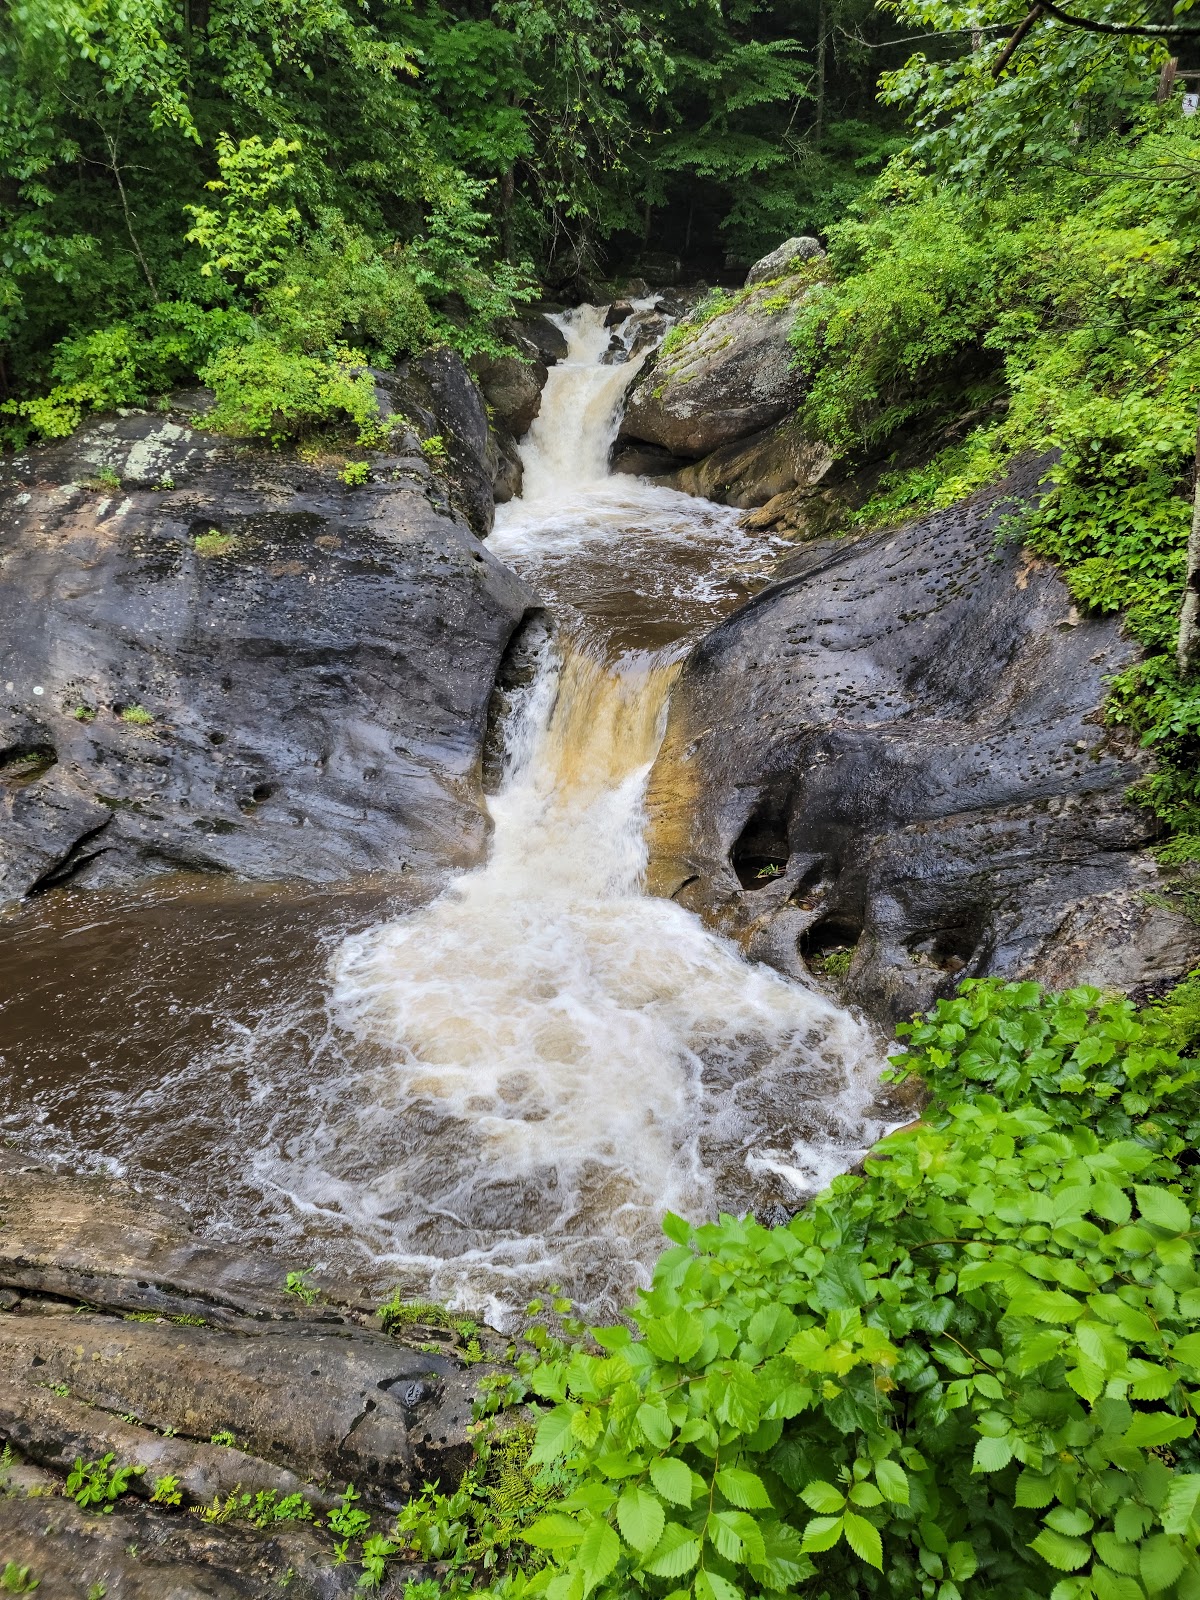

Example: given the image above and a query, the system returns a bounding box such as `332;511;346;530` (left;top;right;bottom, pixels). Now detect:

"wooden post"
1178;409;1200;676
1158;55;1179;103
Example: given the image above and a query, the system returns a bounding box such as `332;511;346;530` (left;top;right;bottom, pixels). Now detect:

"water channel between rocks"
0;304;886;1324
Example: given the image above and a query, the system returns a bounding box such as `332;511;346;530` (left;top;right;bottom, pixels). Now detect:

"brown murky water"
0;305;884;1322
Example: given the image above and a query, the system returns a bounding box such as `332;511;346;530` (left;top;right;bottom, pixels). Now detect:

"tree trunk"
815;0;828;143
1178;413;1200;676
499;166;515;263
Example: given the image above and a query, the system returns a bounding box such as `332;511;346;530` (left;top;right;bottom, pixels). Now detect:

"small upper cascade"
514;302;660;500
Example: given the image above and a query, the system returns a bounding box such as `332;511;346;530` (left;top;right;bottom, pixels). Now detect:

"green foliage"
193;530;237;557
119;705;153;726
210;1429;237;1449
151;1473;181;1507
1150;972;1200;1059
200;341;384;449
66;1454;144;1513
365;977;1200;1600
812;946;853;979
0;1567;38;1595
261;219;435;368
795;125;1200;848
184;133;303;292
879;0;1165;187
284;1267;319;1305
201;1487;314;1527
339;460;371;487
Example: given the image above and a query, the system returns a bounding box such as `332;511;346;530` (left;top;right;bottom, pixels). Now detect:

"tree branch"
992;4;1046;74
1036;0;1200;37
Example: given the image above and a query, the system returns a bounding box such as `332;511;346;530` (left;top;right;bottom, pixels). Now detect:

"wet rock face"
617;279;812;459
0;1150;483;1591
665;416;832;510
646;462;1199;1025
0;408;538;907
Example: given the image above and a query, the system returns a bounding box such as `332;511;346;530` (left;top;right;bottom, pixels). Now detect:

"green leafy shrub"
262;217;435;367
184;133;302;292
1;304;253;444
66;1455;144;1513
151;1472;182;1507
200;340;385;449
794;127;1200;850
370;978;1200;1600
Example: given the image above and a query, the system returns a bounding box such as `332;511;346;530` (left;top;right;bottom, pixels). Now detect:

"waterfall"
316;306;884;1319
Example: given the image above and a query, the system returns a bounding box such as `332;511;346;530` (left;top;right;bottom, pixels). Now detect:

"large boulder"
617;278;812;459
0;405;539;907
646;460;1199;1026
666;415;832;509
745;236;825;286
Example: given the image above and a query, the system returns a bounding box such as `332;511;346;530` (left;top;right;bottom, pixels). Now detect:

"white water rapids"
319;305;884;1319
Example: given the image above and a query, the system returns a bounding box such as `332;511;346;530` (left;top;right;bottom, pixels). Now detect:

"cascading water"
322;305;885;1317
0;303;884;1324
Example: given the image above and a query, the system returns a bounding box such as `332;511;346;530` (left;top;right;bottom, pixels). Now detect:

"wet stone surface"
0;1149;484;1593
647;459;1200;1023
0;403;537;908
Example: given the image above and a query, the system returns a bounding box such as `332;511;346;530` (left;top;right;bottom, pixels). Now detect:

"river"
0;305;884;1323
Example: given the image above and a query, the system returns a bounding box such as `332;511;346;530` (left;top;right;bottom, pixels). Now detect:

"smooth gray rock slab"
0;409;538;906
646;459;1199;1024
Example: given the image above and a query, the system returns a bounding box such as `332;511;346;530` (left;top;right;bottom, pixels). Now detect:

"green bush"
261;217;436;366
792;124;1200;851
200;339;386;448
344;979;1200;1599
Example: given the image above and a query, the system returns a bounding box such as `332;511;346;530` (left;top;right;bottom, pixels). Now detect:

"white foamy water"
315;304;885;1318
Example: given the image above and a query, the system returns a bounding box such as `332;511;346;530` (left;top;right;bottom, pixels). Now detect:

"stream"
0;305;884;1322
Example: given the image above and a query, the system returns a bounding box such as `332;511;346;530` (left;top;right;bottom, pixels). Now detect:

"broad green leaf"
842;1511;883;1570
662;1212;691;1245
716;1467;772;1510
1015;1471;1056;1508
1093;1569;1147;1600
571;1407;604;1448
695;1573;742;1600
1094;1533;1143;1576
799;1480;845;1514
1030;1530;1090;1572
1136;1187;1191;1236
524;1514;584;1552
637;1401;673;1449
530;1409;576;1466
694;1574;742;1600
848;1482;883;1507
1046;1507;1093;1537
1091;1183;1132;1224
1141;1533;1188;1593
644;1309;706;1365
800;1515;843;1554
947;1542;977;1582
650;1457;695;1507
746;1304;798;1356
616;1486;664;1554
645;1522;701;1579
1171;1334;1200;1368
1122;1413;1195;1450
1162;1474;1200;1536
875;1459;909;1505
972;1436;1013;1473
577;1517;620;1593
